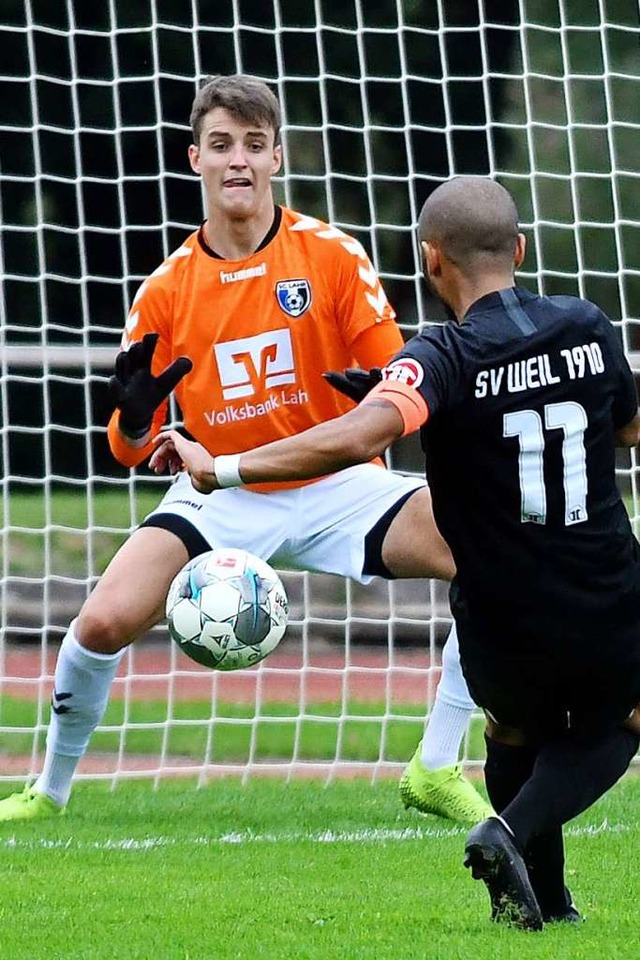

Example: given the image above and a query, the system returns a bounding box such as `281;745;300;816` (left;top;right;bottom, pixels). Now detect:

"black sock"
483;735;570;914
525;829;570;918
502;727;639;851
483;734;535;813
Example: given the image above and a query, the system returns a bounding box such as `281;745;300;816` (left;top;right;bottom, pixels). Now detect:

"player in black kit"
151;176;640;931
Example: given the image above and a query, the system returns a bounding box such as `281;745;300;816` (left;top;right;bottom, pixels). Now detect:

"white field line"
0;819;635;852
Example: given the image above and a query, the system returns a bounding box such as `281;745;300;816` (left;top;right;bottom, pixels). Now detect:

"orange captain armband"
359;379;429;436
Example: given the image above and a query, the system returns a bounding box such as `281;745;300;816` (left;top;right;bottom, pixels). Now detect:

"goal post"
0;1;638;786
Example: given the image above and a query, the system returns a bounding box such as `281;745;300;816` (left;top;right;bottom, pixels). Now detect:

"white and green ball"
166;548;288;671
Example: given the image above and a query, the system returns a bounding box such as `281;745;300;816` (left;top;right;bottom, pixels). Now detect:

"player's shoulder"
391;321;460;380
536;291;607;327
129;230;200;311
280;206;371;264
410;319;461;356
141;230;200;289
529;291;619;353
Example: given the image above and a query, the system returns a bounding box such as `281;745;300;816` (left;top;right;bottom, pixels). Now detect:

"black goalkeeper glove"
108;332;193;439
322;366;383;403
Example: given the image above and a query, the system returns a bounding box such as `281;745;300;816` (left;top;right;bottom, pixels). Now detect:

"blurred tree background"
0;0;637;481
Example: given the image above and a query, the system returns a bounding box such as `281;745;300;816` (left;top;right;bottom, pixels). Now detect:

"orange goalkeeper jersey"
108;205;403;490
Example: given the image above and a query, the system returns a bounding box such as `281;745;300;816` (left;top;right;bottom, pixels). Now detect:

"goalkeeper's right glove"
108;332;193;439
322;366;383;403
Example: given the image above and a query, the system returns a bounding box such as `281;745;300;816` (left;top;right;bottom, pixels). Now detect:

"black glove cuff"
118;414;152;440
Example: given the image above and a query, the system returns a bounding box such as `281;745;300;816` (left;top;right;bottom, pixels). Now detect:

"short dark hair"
190;74;282;146
418;177;519;271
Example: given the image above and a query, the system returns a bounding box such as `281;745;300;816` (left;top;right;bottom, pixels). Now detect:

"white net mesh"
1;0;638;783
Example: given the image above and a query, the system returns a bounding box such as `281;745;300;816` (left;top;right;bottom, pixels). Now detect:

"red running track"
1;641;441;705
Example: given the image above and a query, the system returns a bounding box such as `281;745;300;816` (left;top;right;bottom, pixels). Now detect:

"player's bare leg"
624;704;640;736
484;717;527;746
76;526;189;654
0;527;189;821
380;486;454;581
385;489;493;826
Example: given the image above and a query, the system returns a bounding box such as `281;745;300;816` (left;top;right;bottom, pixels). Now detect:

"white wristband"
213;454;244;488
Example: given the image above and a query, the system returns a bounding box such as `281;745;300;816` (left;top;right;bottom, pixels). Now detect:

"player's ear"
271;144;283;176
422;240;441;276
188;144;201;175
514;233;526;269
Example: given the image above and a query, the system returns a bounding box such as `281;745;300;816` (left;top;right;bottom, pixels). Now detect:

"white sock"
34;621;124;806
421;622;476;771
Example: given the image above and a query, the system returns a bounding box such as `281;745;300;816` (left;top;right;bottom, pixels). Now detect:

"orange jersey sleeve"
107;247;181;467
350;323;405;370
109;207;402;488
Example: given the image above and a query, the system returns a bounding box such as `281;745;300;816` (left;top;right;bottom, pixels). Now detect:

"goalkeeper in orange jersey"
0;74;490;828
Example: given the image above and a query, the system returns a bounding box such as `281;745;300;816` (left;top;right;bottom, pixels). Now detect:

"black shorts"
457;616;640;739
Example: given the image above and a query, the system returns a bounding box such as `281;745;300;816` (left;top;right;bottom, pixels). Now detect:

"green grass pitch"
0;775;638;959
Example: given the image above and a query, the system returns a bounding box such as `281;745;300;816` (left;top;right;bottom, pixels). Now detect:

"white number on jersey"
503;401;588;526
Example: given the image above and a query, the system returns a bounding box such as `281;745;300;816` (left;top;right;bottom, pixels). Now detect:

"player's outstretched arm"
150;400;405;494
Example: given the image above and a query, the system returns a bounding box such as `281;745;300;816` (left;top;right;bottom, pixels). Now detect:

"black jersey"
391;286;640;648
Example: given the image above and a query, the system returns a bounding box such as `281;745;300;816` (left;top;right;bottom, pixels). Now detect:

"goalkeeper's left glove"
322;366;383;403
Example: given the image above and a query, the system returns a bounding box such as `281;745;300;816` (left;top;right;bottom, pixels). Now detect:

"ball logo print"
166;548;288;671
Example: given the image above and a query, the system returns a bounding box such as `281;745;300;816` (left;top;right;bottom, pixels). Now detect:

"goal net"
1;1;638;786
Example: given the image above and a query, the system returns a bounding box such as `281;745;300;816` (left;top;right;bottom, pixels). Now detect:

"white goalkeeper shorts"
143;464;425;584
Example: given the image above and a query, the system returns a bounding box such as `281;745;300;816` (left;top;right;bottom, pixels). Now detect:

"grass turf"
0;776;638;959
0;694;488;764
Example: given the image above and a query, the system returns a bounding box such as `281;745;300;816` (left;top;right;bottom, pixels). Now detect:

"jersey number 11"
504;401;588;526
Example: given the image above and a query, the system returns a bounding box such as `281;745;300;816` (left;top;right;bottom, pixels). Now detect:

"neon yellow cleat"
0;785;66;822
399;747;493;827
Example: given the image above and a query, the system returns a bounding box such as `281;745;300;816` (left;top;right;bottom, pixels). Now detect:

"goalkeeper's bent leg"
33;622;125;807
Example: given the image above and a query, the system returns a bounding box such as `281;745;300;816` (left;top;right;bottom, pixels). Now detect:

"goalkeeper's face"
188;107;282;221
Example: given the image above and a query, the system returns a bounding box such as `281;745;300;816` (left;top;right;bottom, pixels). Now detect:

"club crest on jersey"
383;358;425;387
275;279;312;318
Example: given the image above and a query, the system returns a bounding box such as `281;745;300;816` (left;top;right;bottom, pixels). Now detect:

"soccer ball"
166;548;288;671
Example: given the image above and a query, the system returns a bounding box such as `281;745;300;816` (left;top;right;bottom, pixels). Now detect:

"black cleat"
464;817;544;931
538;884;582;924
543;903;582;924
